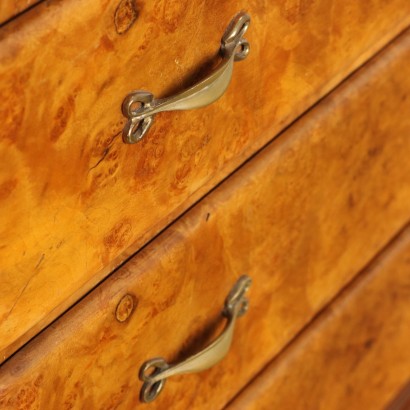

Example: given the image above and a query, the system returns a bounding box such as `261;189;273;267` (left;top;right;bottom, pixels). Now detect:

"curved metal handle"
122;12;251;143
139;275;252;403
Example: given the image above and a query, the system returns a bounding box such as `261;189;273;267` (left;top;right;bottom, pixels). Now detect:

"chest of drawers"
1;1;410;409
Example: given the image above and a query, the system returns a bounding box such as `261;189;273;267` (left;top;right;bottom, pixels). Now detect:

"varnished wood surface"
226;225;410;410
0;0;40;25
386;382;410;410
1;29;410;409
1;0;410;361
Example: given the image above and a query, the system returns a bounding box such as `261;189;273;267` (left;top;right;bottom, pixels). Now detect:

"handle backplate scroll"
139;275;252;403
122;12;251;143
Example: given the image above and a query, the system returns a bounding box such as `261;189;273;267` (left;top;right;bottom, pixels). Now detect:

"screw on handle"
122;12;251;144
139;275;252;403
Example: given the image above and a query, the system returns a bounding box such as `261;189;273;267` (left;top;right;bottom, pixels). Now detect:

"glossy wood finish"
226;225;410;410
1;0;410;361
386;382;410;410
0;0;40;25
1;29;410;409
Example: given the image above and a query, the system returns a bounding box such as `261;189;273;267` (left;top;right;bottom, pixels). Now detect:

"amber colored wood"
0;0;40;25
226;225;410;410
386;382;410;410
1;29;410;409
1;0;410;361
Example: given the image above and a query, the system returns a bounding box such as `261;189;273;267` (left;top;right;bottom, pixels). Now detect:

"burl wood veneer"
1;26;410;410
1;0;410;361
226;224;410;410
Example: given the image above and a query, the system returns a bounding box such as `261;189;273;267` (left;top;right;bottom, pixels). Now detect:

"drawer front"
1;0;410;360
226;225;410;410
1;28;410;410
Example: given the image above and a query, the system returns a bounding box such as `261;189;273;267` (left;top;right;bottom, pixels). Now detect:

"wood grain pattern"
1;0;410;361
0;0;41;25
226;225;410;410
1;28;410;409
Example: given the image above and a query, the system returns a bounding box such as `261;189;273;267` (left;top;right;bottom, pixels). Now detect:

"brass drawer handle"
139;275;252;403
122;12;251;143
